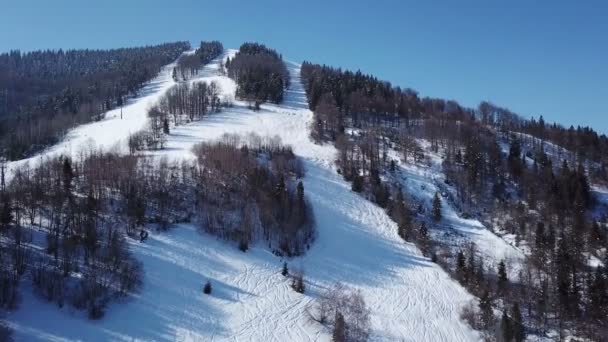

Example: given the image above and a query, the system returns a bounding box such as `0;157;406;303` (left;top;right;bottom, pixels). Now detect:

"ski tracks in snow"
8;52;481;341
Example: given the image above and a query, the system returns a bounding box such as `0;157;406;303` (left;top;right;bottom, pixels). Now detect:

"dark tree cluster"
301;60;608;339
173;41;223;81
479;102;608;184
301;62;424;141
1;155;145;319
193;133;314;256
0;42;190;160
226;43;289;105
129;81;222;151
0;132;316;321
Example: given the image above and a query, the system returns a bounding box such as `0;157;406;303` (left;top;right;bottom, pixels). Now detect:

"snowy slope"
389;144;526;278
3;51;190;180
8;51;481;341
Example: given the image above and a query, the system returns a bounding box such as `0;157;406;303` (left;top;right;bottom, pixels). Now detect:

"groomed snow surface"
8;51;482;341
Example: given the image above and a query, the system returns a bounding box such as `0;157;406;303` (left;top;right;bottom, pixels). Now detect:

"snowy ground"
3;51;190;180
389;144;526;278
7;51;482;341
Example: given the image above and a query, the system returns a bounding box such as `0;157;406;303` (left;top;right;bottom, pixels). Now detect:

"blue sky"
1;0;607;133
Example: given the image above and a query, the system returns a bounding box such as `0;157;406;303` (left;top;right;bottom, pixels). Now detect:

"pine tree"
432;192;442;222
351;175;363;193
238;239;248;252
588;266;607;320
0;195;11;230
497;259;508;294
500;311;513;342
456;250;466;275
203;280;212;294
511;302;525;342
394;188;411;240
332;311;346;342
508;137;523;179
419;222;428;239
297;181;305;203
455;149;463;164
163;118;170;134
479;290;494;329
62;157;74;194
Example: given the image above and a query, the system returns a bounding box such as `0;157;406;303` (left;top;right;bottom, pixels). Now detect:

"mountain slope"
7;50;481;341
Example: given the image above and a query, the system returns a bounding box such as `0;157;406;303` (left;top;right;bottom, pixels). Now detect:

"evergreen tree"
479;290;494;329
332;311;346;342
394;188;411;240
419;222;428;240
203;280;212;294
508;138;523;179
456;250;466;274
62;157;74;194
500;311;513;342
497;259;508;294
432;192;442;222
555;234;572;315
297;181;305;203
588;266;607;320
238;239;248;252
351;175;364;193
0;195;11;231
163;118;170;134
511;302;525;342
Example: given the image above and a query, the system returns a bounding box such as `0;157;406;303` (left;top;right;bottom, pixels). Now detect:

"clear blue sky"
1;0;607;133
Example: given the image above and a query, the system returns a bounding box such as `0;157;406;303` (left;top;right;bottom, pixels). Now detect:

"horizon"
1;0;606;134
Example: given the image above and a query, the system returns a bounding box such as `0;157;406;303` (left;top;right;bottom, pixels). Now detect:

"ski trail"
3;51;191;180
8;52;481;341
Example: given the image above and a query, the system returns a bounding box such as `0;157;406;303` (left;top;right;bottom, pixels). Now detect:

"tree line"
0;42;190;160
479;102;608;184
300;61;607;187
226;43;289;106
173;41;223;81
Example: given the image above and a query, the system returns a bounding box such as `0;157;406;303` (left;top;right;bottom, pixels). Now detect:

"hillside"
1;49;483;341
0;43;606;342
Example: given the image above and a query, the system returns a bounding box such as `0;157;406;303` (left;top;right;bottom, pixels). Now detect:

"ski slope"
8;51;481;341
3;52;188;180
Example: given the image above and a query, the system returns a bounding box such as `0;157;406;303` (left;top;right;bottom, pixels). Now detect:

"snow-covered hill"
8;50;484;341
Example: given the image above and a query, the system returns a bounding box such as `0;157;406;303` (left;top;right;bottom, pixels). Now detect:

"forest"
0;42;190;161
226;43;289;106
0;132;313;329
301;62;608;340
173;41;223;81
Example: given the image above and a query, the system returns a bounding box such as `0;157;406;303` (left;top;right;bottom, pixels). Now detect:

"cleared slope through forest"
8;51;481;341
3;51;189;180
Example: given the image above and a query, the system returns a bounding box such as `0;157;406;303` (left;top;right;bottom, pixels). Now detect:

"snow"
7;51;482;341
591;186;608;219
388;142;526;279
3;51;192;180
